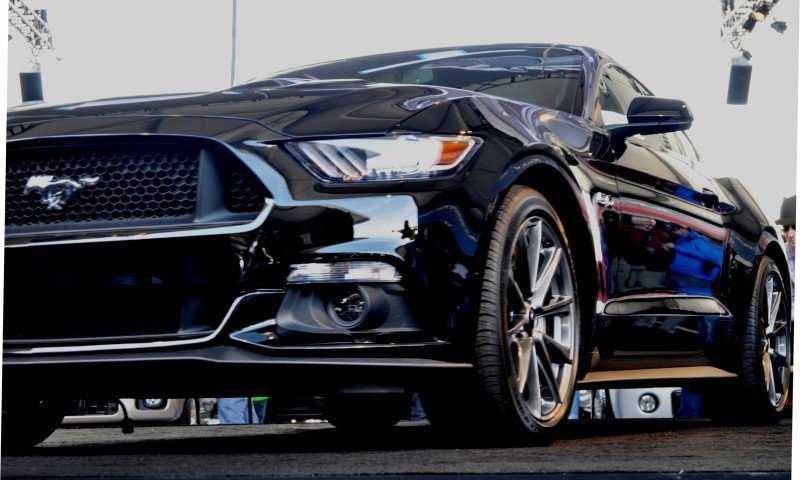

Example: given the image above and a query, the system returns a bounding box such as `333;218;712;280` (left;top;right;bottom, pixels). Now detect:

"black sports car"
3;44;792;447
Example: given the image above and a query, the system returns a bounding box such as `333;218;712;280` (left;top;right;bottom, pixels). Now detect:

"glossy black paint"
4;44;789;396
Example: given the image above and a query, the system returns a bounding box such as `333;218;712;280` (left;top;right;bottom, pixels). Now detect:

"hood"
7;79;469;140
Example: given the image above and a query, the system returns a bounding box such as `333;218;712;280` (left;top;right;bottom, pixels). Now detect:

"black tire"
425;185;580;442
710;256;792;424
172;399;193;426
323;393;409;432
2;398;65;451
592;389;615;419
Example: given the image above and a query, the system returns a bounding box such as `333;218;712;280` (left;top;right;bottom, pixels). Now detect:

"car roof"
266;44;612;79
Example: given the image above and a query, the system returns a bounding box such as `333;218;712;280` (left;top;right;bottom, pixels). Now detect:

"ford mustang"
3;44;792;448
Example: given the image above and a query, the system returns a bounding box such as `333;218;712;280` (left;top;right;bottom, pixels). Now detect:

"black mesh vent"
226;162;268;213
4;237;238;342
6;146;199;227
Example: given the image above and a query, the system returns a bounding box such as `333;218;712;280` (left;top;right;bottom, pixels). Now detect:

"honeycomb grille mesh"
6;147;200;227
226;163;268;213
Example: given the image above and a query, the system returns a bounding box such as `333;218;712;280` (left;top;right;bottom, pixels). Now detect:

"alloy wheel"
761;272;791;409
506;216;577;425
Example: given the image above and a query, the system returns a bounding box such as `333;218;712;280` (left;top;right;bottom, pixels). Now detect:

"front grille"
6;146;200;227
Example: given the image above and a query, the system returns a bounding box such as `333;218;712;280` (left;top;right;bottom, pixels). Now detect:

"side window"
595;65;680;154
677;132;700;164
595;65;642;126
640;132;681;155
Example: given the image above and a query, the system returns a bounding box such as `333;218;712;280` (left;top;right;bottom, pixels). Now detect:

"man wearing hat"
776;195;796;287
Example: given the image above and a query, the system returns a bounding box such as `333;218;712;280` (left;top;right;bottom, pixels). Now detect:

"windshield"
264;46;584;115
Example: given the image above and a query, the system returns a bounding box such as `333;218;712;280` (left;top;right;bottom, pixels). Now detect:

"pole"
230;0;237;86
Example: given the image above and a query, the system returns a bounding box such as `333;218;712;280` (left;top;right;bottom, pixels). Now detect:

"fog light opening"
638;393;658;414
331;291;367;329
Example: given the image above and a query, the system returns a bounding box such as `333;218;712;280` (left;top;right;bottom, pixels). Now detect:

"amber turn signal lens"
289;135;482;182
438;140;473;166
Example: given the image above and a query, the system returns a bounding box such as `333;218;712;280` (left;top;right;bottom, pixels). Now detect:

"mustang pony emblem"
23;175;100;211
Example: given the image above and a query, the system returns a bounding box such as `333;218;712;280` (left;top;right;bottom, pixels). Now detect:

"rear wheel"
426;186;580;442
2;398;65;451
711;256;792;424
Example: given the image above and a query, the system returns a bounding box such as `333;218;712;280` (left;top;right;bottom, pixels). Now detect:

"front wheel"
427;186;580;441
2;398;65;451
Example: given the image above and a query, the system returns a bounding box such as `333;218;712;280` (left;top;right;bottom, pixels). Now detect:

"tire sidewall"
478;186;580;433
744;257;791;420
1;399;65;451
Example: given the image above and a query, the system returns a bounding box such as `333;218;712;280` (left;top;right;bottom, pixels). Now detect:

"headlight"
287;134;482;182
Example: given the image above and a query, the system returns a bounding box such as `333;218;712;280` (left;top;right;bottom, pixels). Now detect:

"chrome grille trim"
5;198;273;248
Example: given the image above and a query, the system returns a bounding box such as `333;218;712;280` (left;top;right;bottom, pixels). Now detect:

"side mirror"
607;96;693;144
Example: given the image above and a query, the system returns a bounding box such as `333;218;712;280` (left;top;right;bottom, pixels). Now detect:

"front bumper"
3;133;480;398
4;345;472;398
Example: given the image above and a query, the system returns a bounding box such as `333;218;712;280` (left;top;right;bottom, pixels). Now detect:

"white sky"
5;0;799;219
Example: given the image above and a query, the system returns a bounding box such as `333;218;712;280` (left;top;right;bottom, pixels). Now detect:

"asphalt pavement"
1;419;791;478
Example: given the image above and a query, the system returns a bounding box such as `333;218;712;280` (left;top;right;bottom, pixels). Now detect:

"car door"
594;64;730;357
